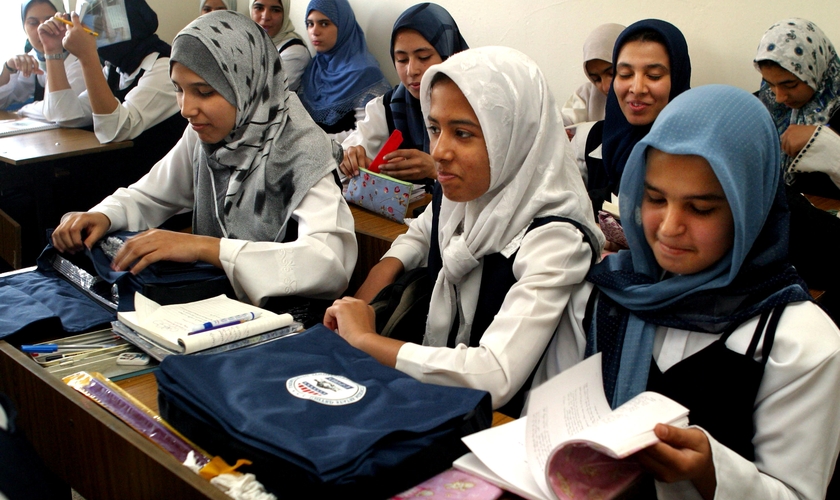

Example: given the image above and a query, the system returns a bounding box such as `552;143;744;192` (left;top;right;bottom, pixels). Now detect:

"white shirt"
561;81;607;127
537;282;840;500
42;53;180;143
788;124;840;189
384;206;593;409
279;43;309;93
90;126;358;306
0;51;85;121
341;94;389;158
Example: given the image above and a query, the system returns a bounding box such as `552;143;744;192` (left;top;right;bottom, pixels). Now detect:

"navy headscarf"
95;0;172;76
586;85;811;408
387;3;468;152
601;19;691;194
299;0;391;126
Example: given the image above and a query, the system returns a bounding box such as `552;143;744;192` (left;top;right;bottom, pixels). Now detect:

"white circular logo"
286;373;366;406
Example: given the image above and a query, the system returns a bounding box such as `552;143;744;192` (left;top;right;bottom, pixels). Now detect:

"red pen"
368;130;403;173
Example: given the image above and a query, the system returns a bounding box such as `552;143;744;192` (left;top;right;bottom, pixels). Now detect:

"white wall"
8;1;839;105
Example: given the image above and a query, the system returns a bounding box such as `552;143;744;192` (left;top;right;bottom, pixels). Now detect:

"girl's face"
641;149;734;275
585;58;614;97
251;0;284;39
171;62;237;144
306;10;337;53
427;78;490;203
759;64;816;110
393;29;443;100
613;40;671;126
24;2;57;53
201;0;229;15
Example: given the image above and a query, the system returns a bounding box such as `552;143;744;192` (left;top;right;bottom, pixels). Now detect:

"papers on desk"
0;117;59;137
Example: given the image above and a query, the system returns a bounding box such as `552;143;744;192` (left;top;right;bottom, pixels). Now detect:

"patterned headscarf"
171;11;336;243
601;19;691;194
388;3;468;152
419;47;604;347
754;18;840;172
249;0;303;48
587;85;810;408
299;0;391;126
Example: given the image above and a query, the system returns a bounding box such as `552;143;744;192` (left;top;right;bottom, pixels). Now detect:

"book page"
460;418;550;500
525;354;612;499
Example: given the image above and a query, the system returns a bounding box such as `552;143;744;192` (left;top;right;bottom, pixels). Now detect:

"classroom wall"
106;0;840;104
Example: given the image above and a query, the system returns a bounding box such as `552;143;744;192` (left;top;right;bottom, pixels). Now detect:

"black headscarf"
95;0;171;75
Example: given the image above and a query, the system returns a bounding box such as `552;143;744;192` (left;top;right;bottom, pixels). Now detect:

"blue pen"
21;344;117;354
188;312;260;335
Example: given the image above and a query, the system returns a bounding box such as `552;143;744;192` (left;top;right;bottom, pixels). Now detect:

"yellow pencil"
54;17;99;37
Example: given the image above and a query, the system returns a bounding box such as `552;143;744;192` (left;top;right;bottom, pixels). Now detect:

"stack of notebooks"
113;292;304;361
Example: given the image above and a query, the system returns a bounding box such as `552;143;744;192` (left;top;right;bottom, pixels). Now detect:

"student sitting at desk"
324;47;604;414
299;0;392;141
0;0;85;119
200;0;236;16
339;2;468;183
50;11;357;309
250;0;310;92
535;85;840;500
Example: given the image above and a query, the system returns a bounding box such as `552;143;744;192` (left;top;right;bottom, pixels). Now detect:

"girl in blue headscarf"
576;19;691;215
0;0;85;118
299;0;392;140
536;85;840;499
339;3;468;182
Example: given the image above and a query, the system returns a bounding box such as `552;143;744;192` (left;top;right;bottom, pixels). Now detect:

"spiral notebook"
0;117;59;137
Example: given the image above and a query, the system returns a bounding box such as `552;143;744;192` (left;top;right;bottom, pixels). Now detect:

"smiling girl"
325;46;603;414
249;0;309;91
50;11;356;310
537;85;840;499
299;0;391;140
340;3;468;182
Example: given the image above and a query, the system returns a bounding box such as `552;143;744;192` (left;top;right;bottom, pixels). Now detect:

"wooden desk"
348;194;432;294
0;111;132;269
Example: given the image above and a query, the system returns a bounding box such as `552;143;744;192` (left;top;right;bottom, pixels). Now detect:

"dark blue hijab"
601;19;691;194
587;85;810;408
388;3;468;152
95;0;171;76
299;0;391;126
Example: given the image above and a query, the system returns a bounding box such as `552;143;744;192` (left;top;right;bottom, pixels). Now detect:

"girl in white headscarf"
561;23;625;130
199;0;237;16
325;46;604;412
250;0;309;91
0;0;85;119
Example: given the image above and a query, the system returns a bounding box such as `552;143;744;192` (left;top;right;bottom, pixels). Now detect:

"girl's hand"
780;124;818;157
635;424;716;500
379;149;436;181
51;212;111;254
38;15;69;55
323;297;377;345
61;13;99;65
110;230;221;274
5;54;42;78
340;145;371;178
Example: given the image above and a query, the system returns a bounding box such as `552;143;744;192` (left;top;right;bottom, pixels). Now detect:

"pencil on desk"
54;17;99;37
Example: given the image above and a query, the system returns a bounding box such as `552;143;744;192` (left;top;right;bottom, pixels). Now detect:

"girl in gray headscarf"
51;11;357;307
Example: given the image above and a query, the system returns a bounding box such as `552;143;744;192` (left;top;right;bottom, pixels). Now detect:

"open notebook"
0;117;59;137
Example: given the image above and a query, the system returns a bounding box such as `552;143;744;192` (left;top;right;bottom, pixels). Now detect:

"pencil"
54;17;99;37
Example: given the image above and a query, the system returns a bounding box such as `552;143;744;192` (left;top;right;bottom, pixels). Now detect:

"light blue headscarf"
586;85;810;407
299;0;391;126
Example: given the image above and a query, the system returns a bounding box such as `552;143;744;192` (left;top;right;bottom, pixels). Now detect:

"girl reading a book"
339;2;468;182
324;46;604;414
50;11;356;309
536;84;840;499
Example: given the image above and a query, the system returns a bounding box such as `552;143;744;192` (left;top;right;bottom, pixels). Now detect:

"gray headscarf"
171;11;336;242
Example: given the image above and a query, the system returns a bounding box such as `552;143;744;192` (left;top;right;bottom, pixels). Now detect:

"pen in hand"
53;16;99;37
188;312;261;335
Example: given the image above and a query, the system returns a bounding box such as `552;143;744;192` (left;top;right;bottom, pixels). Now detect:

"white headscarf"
199;0;237;11
579;23;625;122
250;0;303;48
419;46;604;347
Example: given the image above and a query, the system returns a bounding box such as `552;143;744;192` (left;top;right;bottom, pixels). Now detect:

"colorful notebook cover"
345;168;413;223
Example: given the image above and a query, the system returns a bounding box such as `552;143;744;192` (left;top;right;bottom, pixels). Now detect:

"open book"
455;353;689;500
116;293;295;354
0;117;59;137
